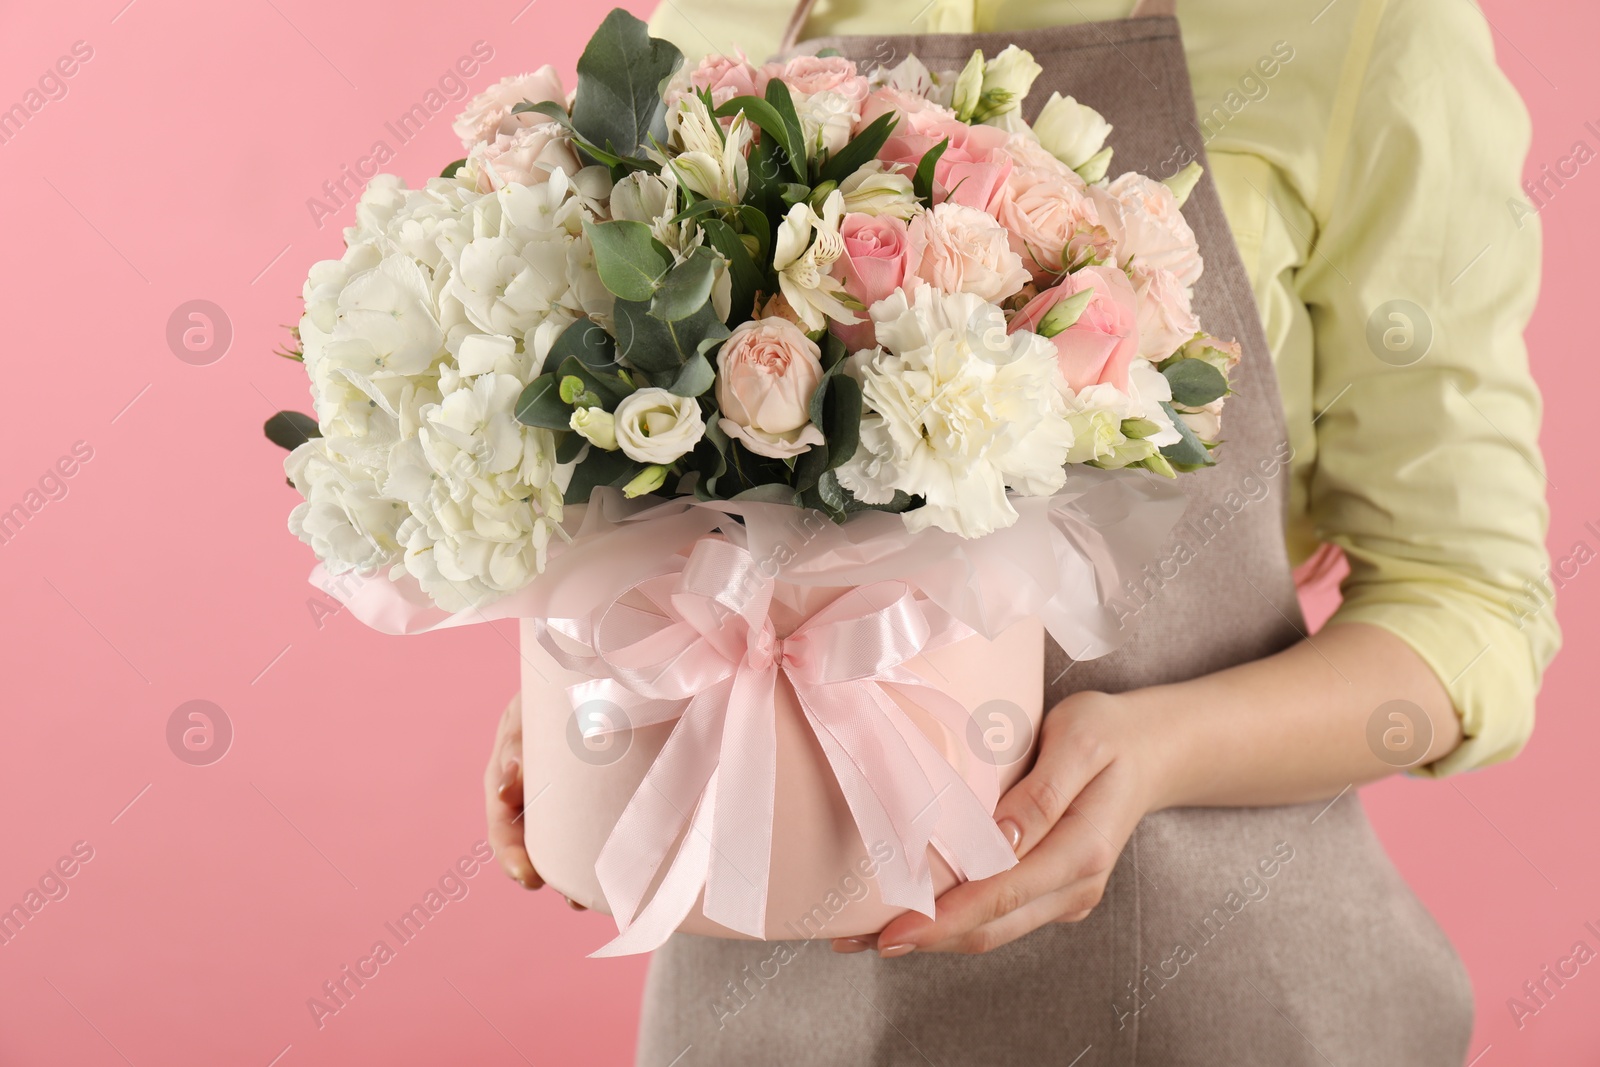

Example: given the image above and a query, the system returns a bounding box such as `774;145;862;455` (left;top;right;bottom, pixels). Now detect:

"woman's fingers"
990;710;1112;859
485;694;542;890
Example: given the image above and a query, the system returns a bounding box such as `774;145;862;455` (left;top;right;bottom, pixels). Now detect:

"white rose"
613;388;706;464
1033;93;1114;170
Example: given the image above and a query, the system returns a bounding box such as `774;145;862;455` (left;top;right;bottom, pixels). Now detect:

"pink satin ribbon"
532;536;1022;957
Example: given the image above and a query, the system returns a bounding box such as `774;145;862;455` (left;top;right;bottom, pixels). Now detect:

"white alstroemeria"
668;94;750;204
1033;92;1114;170
838;161;921;220
835;285;1074;538
975;46;1043;129
773;189;859;331
868;55;938;95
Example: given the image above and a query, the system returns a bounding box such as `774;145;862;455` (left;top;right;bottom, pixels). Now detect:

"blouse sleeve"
1296;0;1559;775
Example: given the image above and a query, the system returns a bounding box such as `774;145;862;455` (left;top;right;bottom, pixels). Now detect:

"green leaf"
667;353;716;397
1162;359;1229;408
563;447;641;506
614;297;729;375
547;316;623;375
651;246;721;322
555;431;587;464
584;219;673;302
692;417;733;500
823;375;862;469
558;355;631;407
763;78;808;176
715;95;803;179
1158;402;1213;468
440;158;468;179
819;111;900;185
568;8;683;160
914;138;950;205
264;410;319;452
515;374;572;429
511;100;570;124
698;218;760;322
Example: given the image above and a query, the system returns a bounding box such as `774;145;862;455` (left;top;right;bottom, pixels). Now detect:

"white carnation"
835;285;1075;538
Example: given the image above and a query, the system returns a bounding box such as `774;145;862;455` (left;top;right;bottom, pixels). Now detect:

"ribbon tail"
793;682;942;917
874;683;1018;884
701;664;779;939
589;772;720;958
593;682;730;931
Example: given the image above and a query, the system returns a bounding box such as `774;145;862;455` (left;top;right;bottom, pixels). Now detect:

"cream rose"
993;165;1104;279
613;388;706;464
907;202;1030;304
715;319;827;459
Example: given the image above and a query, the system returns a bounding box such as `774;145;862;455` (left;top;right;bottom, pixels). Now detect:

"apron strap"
780;0;1175;56
779;0;819;55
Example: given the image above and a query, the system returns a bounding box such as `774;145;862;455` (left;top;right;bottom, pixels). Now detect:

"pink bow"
535;536;1021;957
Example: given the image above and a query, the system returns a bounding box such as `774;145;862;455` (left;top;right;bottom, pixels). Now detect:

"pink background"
0;1;1593;1064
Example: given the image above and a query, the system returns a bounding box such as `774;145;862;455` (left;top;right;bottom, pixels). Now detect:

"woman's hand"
835;690;1168;957
832;622;1462;957
485;693;542;890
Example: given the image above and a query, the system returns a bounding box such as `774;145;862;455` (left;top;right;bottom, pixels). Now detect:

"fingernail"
832;938;872;954
498;759;520;796
878;943;916;959
565;896;587;911
998;819;1022;851
508;865;535;888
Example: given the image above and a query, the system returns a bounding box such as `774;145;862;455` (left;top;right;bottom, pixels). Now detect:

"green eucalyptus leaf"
650;246;721;322
440;158;468;179
1162;358;1229;408
264;410;320;451
568;8;683;160
547;316;623;375
555;431;587;464
614;297;729;374
1157;402;1213;468
514;373;572;429
584;219;673;302
558;355;630;407
667;352;716;397
563;447;641;506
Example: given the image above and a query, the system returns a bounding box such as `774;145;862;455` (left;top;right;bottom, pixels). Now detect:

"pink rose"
830;213;914;351
992;165;1106;280
1090;173;1202;287
759;55;869;107
1010;265;1142;394
906;202;1031;304
857;86;956;131
467;122;582;192
1130;265;1200;359
452;68;567;150
715;318;827;459
879;112;1014;211
670;50;761;110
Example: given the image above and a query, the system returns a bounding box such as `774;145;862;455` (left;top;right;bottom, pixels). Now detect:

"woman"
487;0;1558;1062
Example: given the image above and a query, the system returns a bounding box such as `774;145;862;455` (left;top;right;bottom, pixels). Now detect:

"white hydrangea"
286;167;595;610
835;284;1075;538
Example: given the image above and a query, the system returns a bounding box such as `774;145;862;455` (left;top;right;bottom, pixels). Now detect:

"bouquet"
266;9;1238;953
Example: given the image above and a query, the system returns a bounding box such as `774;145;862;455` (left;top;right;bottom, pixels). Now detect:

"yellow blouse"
647;0;1559;775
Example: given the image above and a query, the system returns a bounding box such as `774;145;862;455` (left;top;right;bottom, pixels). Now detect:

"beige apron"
635;1;1476;1062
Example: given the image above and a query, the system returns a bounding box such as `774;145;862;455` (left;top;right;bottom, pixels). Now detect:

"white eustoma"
1033;92;1114;170
613;388;707;464
835;285;1075;538
773;189;859;331
977;46;1043;130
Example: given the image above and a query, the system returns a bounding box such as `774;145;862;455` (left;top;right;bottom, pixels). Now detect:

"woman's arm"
844;623;1459;957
